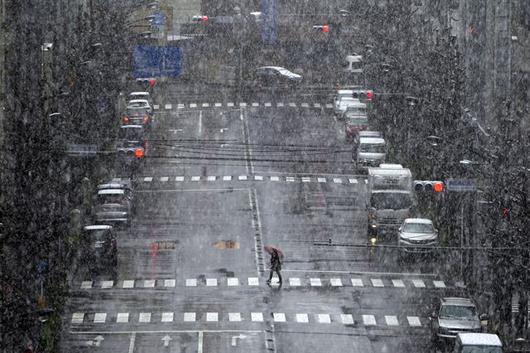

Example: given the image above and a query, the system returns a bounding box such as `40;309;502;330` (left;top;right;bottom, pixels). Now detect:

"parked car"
122;106;154;128
397;218;438;253
93;203;130;227
334;97;366;116
430;297;485;346
82;225;117;268
342;108;369;139
253;66;302;87
126;99;152;113
453;333;502;353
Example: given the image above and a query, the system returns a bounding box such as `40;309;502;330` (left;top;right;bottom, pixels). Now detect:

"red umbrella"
264;246;284;259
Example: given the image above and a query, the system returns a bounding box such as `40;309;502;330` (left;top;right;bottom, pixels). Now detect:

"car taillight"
366;91;373;100
122;116;129;124
143;115;149;124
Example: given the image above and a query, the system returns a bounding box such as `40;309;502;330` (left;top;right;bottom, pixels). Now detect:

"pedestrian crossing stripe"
123;175;365;185
78;277;447;290
71;312;424;327
154;101;341;110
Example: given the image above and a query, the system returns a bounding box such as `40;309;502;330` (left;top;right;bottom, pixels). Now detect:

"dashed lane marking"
252;102;259;107
238;175;248;181
191;176;201;182
177;103;185;109
139;313;151;323
254;175;264;181
144;280;155;288
273;313;286;322
251;312;264;322
330;278;343;287
101;281;113;289
164;279;176;288
229;313;242;322
186;279;197;287
206;278;218;286
190;103;197;108
296;313;309;323
433;280;446;288
317;314;331;324
94;313;107;323
165;104;172;110
333;178;343;184
314;103;321;108
371;279;384;287
223;176;232;181
289;102;296;107
302;177;311;183
412;279;426;288
176;176;184;182
301;103;309;108
392;279;405;288
227;278;239;286
351;278;364;287
143;177;153;183
289;278;301;286
162;312;174;323
317;177;327;183
207;176;216;182
276;102;284;107
310;278;322;287
341;314;354;325
206;312;218;322
117;313;129;323
153;104;160;110
362;315;376;326
214;103;222;107
248;277;259;286
407;316;422;327
239;102;247;107
123;280;134;289
264;102;272;107
385;315;399;326
72;313;84;324
184;312;196;322
227;102;234;107
270;176;280;182
160;176;169;182
202;103;210;108
81;281;92;289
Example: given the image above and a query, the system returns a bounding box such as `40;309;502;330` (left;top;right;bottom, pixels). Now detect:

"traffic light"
134;148;145;159
313;25;329;33
414;180;444;193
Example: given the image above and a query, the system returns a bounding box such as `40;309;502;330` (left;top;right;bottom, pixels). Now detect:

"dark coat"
270;250;282;271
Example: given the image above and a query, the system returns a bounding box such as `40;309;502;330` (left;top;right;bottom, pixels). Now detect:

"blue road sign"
261;0;278;44
133;46;183;78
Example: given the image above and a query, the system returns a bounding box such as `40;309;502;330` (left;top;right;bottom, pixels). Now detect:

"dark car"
342;109;369;140
116;125;148;163
253;66;302;88
122;106;154;128
82;225;117;268
93;203;130;227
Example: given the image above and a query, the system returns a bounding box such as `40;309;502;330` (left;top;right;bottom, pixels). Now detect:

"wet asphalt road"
60;85;456;353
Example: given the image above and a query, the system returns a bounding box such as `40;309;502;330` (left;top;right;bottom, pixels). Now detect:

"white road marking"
412;279;426;288
144;280;155;288
202;103;210;108
433;280;446;288
330;278;343;286
206;312;218;322
143;177;153;182
184;312;196;322
229;313;242;322
310;278;322;286
191;176;201;181
117;313;129;323
123;280;135;289
214;103;222;107
349;178;358;184
139;313;151;323
286;176;295;182
206;278;218;286
198;110;202;136
314;103;321;108
227;278;239;286
164;279;175;287
273;313;286;322
239;102;247;107
333;178;343;184
392;279;405;288
341;314;354;325
385;315;399;326
227;102;234;107
301;177;311;183
276;102;284;107
296;314;309;323
407;316;422;327
128;332;136;353
162;312;174;322
160;176;169;182
317;177;327;183
351;278;364;287
248;277;259;286
177;103;185;109
301;102;309;108
81;281;92;289
94;313;107;323
153;104;160;110
72;313;84;324
238;175;248;181
270;176;280;182
364;179;368;184
165;104;172;110
289;102;296;107
186;279;197;287
371;278;384;287
252;102;259;107
198;331;203;353
362;315;376;326
251;312;263;322
101;280;113;289
175;176;185;182
254;175;263;181
326;103;333;109
190;103;197;108
223;176;232;181
207;176;216;181
264;102;272;107
318;314;331;324
289;277;301;286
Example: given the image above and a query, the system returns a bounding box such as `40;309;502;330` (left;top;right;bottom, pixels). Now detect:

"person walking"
264;246;283;286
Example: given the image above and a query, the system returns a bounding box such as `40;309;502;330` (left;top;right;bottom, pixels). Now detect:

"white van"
453;333;502;353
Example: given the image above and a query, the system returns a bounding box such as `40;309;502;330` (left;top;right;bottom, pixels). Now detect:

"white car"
127;99;152;113
398;218;438;253
334;97;366;116
129;92;150;100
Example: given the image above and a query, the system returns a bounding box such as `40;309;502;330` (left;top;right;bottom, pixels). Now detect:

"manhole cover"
213;240;240;249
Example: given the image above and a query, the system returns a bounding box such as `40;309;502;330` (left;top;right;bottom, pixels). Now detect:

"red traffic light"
366;90;373;100
322;24;329;33
134;148;144;159
433;181;444;193
148;79;156;88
